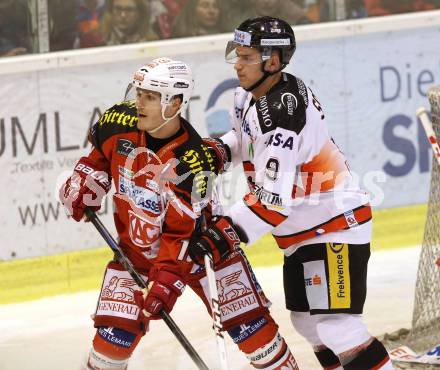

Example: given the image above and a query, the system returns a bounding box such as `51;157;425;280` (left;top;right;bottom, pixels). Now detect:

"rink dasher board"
0;11;438;260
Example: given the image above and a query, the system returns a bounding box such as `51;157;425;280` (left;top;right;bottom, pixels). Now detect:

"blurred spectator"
346;0;368;18
171;0;224;37
100;0;158;45
76;0;106;48
304;0;330;23
0;0;32;57
151;0;188;39
365;0;436;16
219;0;252;31
49;0;78;51
248;0;312;25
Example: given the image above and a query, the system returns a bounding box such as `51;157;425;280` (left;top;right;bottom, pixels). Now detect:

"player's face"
233;46;265;89
135;89;165;131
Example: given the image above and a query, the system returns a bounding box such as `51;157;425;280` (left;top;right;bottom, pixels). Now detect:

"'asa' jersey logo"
265;132;295;150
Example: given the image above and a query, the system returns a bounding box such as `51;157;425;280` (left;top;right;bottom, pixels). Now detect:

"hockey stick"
204;253;230;370
198;193;230;370
84;208;210;370
417;107;440;165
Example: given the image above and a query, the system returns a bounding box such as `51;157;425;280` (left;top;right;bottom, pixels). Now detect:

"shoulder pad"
90;101;138;152
255;74;307;135
173;131;217;207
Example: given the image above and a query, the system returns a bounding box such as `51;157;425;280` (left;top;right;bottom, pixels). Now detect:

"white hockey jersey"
221;73;372;256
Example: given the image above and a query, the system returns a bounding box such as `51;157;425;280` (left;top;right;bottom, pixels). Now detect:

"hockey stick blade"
85;208;210;370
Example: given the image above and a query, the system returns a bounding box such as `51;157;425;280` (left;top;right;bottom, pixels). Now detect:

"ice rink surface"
1;246;419;370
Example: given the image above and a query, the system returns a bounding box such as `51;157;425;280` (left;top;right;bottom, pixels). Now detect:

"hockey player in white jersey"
189;16;394;370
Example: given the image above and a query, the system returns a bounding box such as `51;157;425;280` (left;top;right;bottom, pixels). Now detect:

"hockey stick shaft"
198;203;230;370
417;107;440;165
85;208;210;370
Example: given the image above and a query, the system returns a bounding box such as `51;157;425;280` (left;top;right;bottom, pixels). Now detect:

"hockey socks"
246;332;299;370
315;347;343;370
343;338;393;370
85;326;142;369
86;348;129;370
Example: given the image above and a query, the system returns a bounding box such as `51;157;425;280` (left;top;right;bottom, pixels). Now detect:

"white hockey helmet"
131;57;194;117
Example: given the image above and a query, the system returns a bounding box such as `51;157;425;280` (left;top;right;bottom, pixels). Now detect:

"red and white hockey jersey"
87;101;217;277
221;73;372;256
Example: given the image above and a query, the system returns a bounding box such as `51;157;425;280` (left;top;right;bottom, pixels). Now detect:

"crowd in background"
1;0;440;57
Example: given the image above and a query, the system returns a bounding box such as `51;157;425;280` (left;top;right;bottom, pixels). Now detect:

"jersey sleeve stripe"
243;193;288;227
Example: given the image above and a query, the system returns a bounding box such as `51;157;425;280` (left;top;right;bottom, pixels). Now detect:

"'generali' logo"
216;271;251;304
101;276;136;303
214;263;260;321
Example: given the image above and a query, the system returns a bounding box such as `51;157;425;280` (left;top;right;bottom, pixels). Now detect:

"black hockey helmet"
225;16;296;68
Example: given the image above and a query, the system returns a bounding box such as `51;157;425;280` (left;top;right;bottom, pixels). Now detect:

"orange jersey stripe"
274;204;372;248
244;193;287;227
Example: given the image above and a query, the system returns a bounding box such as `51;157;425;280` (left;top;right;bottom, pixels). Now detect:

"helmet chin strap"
244;70;271;92
146;104;181;134
243;61;283;92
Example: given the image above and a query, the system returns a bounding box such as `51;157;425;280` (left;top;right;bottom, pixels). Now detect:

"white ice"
0;246;419;370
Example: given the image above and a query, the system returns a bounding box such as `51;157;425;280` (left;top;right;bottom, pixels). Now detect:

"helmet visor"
225;41;270;65
123;82;135;102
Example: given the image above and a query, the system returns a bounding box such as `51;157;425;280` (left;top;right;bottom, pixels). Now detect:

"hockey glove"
59;157;111;222
188;216;248;266
134;270;185;321
202;138;231;174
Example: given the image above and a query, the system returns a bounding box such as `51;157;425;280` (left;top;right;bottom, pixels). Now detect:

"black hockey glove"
188;216;248;266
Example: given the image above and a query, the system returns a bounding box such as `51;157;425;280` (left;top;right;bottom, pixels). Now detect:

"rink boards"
0;203;427;304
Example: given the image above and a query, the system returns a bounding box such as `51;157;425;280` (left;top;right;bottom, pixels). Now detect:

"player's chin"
238;78;249;89
137;118;151;131
238;76;250;89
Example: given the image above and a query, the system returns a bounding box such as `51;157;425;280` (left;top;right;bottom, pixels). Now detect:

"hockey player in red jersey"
59;57;299;370
188;17;394;370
